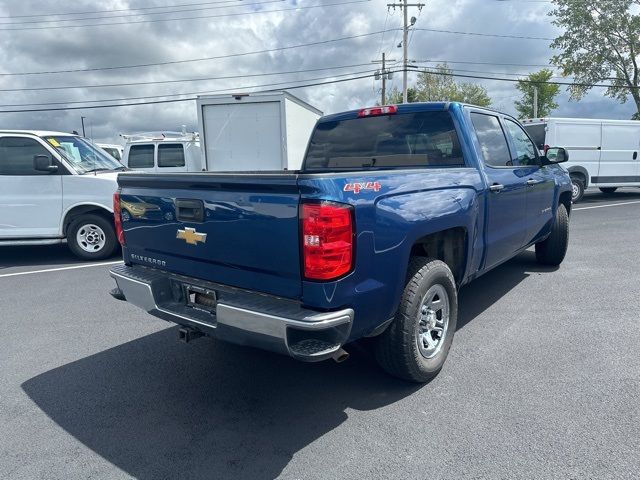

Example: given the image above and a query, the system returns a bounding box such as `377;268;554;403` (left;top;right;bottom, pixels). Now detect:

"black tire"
570;176;585;203
599;187;618;194
535;204;569;266
374;257;458;383
67;214;118;260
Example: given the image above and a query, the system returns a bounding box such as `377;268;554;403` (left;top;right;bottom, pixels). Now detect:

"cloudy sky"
0;0;635;143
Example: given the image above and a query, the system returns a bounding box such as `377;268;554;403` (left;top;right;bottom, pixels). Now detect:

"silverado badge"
176;227;207;245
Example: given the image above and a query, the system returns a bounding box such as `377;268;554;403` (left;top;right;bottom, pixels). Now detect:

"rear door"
157;143;189;173
0;135;64;238
470;112;528;269
201;102;283;171
504;118;555;245
126;144;156;172
597;123;640;185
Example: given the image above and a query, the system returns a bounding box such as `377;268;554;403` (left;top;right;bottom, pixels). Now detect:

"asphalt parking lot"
1;189;639;480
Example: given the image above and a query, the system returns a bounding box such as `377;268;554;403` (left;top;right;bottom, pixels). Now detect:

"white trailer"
522;117;640;202
196;92;322;171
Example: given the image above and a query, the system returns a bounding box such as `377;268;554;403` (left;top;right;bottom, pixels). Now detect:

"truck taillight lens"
301;202;354;281
113;192;125;246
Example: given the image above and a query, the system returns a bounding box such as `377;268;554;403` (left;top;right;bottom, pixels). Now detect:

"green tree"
550;0;640;118
386;87;420;104
514;69;561;118
386;64;491;106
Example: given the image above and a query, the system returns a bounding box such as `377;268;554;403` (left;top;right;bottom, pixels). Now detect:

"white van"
121;131;202;172
0;130;124;260
522;117;640;202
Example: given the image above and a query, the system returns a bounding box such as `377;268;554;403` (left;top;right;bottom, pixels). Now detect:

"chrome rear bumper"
110;264;353;362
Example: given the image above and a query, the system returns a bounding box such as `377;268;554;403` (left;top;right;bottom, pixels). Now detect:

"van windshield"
44;136;125;174
303;111;465;171
522;124;546;150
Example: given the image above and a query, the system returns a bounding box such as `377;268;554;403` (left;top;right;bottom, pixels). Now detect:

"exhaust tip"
332;348;349;363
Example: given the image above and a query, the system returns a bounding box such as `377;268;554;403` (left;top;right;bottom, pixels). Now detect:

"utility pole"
387;0;425;103
533;86;539;118
81;116;86;137
372;53;396;105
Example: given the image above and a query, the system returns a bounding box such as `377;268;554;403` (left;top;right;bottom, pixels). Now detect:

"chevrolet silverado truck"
109;102;572;382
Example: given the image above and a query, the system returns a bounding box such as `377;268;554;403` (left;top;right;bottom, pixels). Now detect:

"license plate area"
183;284;217;314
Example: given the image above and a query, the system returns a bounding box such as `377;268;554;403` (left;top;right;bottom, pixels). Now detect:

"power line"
0;0;284;26
413;27;555;41
0;29;395;77
3;65;639;113
414;65;640;90
0;62;375;94
0;0;244;19
0;70;389;113
414;59;552;68
0;0;371;31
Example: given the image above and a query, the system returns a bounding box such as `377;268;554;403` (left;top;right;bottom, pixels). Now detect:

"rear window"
128;144;154;168
103;147;121;160
303;111;465;171
158;143;185;167
522;124;546;150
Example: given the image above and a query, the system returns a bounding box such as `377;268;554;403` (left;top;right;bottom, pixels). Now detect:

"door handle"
526;179;540;186
489;183;504;193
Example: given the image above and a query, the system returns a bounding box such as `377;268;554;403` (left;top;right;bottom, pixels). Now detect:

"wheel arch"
567;166;590;188
407;227;468;286
559;190;572;216
61;203;114;236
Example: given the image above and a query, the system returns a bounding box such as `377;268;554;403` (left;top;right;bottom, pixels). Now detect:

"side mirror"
33;154;58;173
542;147;568;165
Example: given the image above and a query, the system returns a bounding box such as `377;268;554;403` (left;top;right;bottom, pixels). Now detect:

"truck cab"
121;131;202;173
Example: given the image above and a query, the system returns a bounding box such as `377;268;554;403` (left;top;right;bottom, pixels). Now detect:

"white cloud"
0;0;634;144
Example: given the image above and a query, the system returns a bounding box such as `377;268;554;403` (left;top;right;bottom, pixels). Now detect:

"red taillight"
113;192;125;246
301;202;354;281
357;105;398;118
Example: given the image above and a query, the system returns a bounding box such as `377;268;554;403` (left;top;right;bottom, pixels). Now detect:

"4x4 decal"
344;181;382;194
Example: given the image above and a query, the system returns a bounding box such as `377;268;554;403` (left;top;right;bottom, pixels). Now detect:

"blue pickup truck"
109;102;572;382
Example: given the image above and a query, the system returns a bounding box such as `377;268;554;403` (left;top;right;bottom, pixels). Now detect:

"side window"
470;113;512;168
128;144;155;168
505;119;539;166
158;143;185;168
0;136;54;176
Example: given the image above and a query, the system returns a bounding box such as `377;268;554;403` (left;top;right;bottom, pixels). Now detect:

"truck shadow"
21;251;541;479
457;249;553;330
0;244;120;270
21;329;418;480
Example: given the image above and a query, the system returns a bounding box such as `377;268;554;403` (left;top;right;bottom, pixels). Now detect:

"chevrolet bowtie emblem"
176;227;207;245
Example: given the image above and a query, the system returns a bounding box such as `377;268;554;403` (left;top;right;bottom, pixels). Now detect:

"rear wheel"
535;204;569;266
374;257;458;383
67;214;118;260
599;187;618;194
570;176;585;203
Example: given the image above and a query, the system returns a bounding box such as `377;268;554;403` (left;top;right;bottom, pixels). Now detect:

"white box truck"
196;91;322;171
522;117;640;202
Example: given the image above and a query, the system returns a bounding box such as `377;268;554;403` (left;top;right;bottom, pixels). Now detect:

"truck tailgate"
117;173;301;298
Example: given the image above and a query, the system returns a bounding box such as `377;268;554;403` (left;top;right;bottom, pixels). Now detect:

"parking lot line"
573;200;640;211
0;260;123;279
